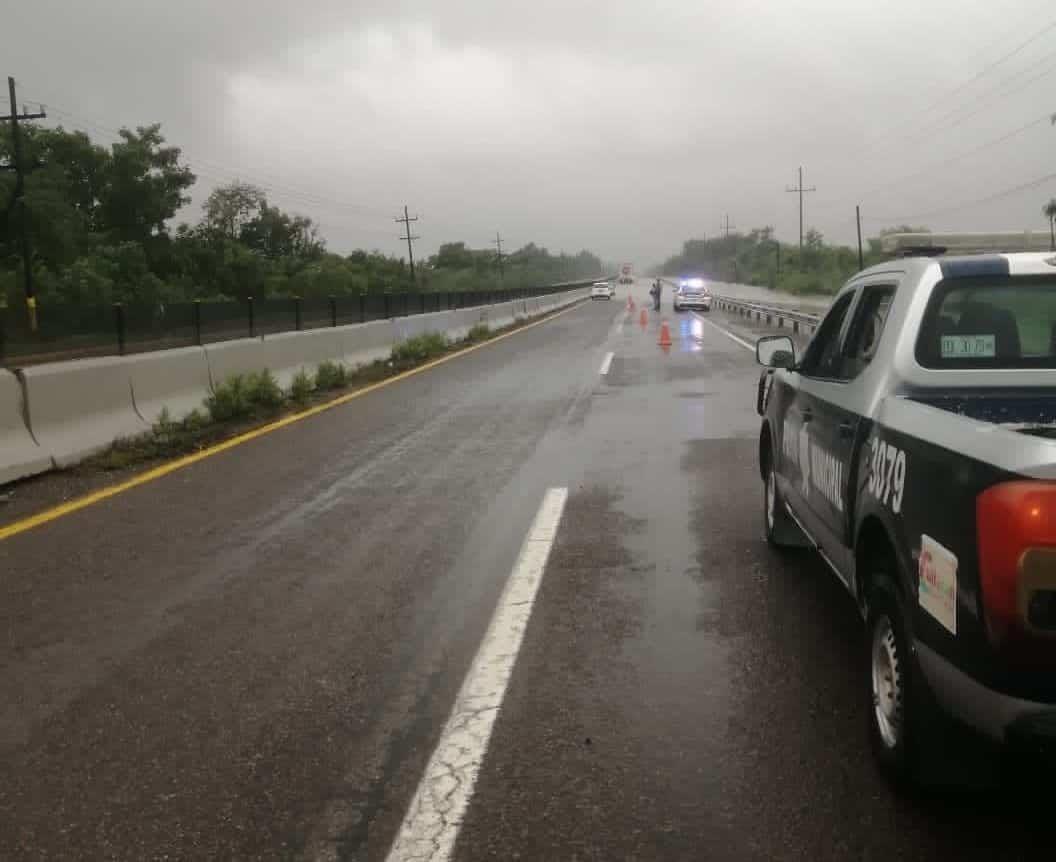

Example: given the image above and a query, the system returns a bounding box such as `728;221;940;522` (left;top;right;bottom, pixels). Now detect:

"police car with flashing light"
755;245;1056;785
674;277;712;312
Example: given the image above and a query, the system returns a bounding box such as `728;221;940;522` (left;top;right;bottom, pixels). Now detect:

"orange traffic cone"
658;319;673;347
639;308;648;327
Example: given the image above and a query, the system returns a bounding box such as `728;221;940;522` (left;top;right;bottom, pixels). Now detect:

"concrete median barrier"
337;319;396;370
487;301;518;329
1;287;589;481
393;310;455;344
445;307;488;342
21;356;148;467
0;370;52;485
129;345;213;424
206;330;344;390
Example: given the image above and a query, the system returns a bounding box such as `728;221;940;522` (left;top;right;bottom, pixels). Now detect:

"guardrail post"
114;302;126;355
778;316;784;328
329;295;337;327
420;293;426;315
247;296;255;337
793;320;799;334
384;293;391;319
294;296;302;331
359;293;366;323
766;314;772;325
193;299;202;345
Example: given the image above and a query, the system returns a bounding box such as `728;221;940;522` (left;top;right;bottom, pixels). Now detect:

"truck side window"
839;286;896;379
798;293;854;379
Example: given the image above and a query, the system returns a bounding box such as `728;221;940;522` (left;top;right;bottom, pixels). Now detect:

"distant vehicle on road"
673;278;712;312
755;251;1056;786
618;264;634;285
591;281;614;300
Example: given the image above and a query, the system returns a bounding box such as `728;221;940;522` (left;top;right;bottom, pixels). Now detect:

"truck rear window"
916;277;1056;369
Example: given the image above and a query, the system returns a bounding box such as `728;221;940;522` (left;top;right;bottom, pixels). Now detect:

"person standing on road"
651;278;661;311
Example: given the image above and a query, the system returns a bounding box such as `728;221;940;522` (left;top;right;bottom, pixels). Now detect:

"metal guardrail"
711;295;821;336
654;276;823;336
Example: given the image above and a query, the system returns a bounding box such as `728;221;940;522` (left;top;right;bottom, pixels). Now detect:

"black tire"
763;454;803;548
865;577;939;789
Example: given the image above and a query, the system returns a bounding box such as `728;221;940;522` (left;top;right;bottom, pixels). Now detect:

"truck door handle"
801;408;813;423
838;421;854;439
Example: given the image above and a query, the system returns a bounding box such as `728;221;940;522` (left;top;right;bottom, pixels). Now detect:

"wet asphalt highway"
0;283;1050;860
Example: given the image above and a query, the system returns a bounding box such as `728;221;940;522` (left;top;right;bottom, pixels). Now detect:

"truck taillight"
977;481;1056;645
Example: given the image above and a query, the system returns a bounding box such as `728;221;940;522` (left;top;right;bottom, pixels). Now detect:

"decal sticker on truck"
781;419;844;512
919;534;957;635
867;437;906;515
941;334;996;359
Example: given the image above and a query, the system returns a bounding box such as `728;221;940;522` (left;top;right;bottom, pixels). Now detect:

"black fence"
0;282;593;367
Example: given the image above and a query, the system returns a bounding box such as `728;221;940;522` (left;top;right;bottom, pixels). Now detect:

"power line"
816;111;1054;212
863;170;1056;223
785;167;816;250
24;98;393;221
395;205;420;283
912;49;1056;142
859;15;1056;156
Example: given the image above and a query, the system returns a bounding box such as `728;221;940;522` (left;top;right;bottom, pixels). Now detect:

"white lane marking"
385;487;569;862
691;312;754;352
599;351;614;375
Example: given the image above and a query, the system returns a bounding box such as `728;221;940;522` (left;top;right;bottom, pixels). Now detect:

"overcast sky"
4;0;1056;266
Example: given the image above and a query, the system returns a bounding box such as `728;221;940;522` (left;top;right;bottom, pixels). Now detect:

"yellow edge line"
0;300;586;543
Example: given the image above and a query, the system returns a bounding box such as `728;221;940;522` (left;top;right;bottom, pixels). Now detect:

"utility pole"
491;232;505;283
785;166;816;250
2;77;46;331
856;205;864;270
395;205;420;284
721;214;736;239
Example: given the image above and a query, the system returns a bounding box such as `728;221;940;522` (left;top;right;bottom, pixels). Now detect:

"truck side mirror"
756;335;796;369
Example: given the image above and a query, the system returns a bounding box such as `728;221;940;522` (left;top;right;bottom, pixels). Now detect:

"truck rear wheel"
865;578;939;788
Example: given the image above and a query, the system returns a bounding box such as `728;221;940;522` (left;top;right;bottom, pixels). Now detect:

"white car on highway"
591;281;615;300
673;278;712;312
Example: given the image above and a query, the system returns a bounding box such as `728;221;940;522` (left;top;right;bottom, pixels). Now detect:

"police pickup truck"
755;251;1056;784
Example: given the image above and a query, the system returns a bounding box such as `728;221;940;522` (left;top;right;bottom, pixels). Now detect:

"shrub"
245;370;284;410
315;360;348;391
206;374;251;422
182;408;208;432
467;323;490;342
391;332;448;365
290;368;315;405
154;407;175;434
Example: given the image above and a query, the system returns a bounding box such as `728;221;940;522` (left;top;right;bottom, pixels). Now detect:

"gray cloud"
5;0;1056;266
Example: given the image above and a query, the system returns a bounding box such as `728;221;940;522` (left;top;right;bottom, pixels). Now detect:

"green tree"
98;124;195;252
201;181;267;240
240;204;324;259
